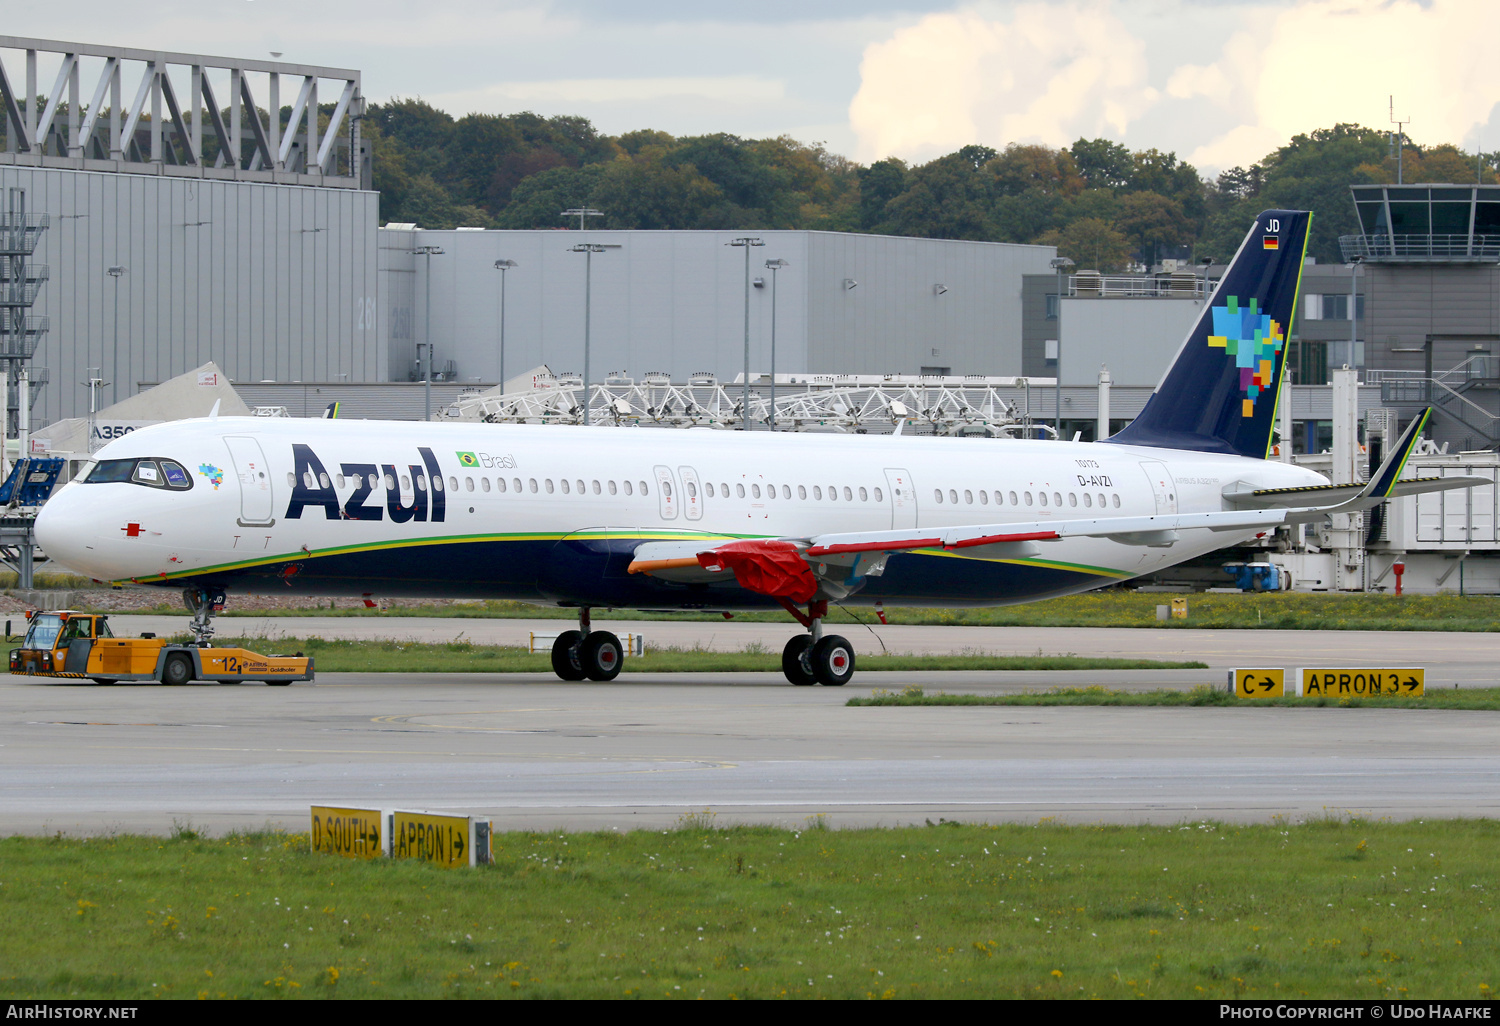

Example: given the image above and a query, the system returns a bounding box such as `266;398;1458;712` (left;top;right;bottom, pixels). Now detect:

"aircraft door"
678;466;703;521
653;465;679;520
1139;460;1178;515
225;436;276;526
884;468;918;529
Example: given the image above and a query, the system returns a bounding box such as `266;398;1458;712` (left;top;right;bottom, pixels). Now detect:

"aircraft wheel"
580;631;624;682
781;636;815;686
161;653;194;686
550;630;587;681
809;635;855;687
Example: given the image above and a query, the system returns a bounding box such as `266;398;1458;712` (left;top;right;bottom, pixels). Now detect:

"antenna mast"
1389;95;1410;185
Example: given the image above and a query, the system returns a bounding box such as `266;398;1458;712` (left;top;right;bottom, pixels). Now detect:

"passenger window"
336;474;346;489
814;486;823;500
319;472;331;489
963;489;972;504
828;485;837;501
874;487;883;502
384;472;397;489
1009;491;1018;505
687;481;698;498
1068;493;1077;507
497;477;506;493
301;470;314;489
720;482;728;496
369;474;379;489
798;485;807;500
1083;492;1092;507
736;484;745;498
545;479;555;493
1112;494;1120;508
401;475;411;490
705;482;714;497
663;480;673;498
1054;492;1062;506
1024;491;1033;505
624;480;633;496
859;487;868;502
641;481;649;496
561;479;570;494
979;489;988;505
529;478;538;493
432;476;444;492
416;475;427;492
515;478;524;493
481;477;491;492
947;489;957;504
782;485;791;499
465;477;475;492
934;489;943;503
608;480;617;495
843;486;852;501
1097;492;1105;507
752;484;761;498
1039;491;1048;506
577;479;585;494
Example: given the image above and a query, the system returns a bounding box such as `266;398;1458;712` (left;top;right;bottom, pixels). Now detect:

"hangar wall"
3;164;380;424
380;228;1053;387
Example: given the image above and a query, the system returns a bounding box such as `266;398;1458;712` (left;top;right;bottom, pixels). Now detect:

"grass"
2;818;1496;999
58;591;1500;632
197;636;1205;675
848;684;1500;711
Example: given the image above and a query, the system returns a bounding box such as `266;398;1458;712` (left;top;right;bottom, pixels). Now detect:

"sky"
6;0;1500;176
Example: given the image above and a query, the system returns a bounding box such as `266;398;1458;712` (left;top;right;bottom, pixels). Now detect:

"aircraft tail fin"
1103;209;1311;458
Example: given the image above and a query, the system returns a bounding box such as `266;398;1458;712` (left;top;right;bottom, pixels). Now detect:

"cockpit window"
81;458;193;491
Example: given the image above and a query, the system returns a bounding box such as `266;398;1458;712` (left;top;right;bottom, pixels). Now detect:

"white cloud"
848;1;1158;164
1177;0;1500;170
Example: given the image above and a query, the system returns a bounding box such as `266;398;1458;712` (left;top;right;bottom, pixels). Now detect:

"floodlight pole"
107;265;125;404
569;244;618;425
415;244;444;420
729;237;764;429
765;258;788;430
1050;256;1074;439
562;207;603;232
494;259;518;390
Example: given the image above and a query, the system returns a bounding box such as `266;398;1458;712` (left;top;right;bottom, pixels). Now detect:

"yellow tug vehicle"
8;611;314;685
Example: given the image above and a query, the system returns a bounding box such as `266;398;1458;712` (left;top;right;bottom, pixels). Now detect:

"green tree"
1070;138;1132;190
1116;191;1193;266
1035;217;1131;272
857;157;908;231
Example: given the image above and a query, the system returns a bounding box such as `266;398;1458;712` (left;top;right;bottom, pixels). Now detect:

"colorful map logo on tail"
1207;295;1285;419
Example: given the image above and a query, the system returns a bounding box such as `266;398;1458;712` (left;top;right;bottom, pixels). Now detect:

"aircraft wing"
628;508;1292;602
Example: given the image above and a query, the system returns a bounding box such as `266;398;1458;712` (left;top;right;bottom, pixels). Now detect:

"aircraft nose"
35;484;105;579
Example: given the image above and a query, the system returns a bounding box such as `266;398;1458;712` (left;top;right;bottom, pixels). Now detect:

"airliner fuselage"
39;418;1324;610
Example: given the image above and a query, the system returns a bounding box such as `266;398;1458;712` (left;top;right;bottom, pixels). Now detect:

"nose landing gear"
778;599;854;686
549;606;624;682
182;586;226;647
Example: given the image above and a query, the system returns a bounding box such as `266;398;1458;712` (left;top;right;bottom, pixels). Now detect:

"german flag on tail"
1263;236;1279;250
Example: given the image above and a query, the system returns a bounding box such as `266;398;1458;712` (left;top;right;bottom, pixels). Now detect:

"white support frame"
0;35;364;188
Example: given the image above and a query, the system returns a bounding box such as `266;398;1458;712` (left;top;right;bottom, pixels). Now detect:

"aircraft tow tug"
8;609;314;685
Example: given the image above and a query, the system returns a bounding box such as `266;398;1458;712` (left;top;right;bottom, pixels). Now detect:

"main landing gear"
550;606;624;682
779;599;855;687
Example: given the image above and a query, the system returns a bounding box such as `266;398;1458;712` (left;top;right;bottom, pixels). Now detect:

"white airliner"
34;210;1475;685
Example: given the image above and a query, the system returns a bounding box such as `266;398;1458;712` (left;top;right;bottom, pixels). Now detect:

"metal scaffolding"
443;372;1055;437
0;36;366;187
